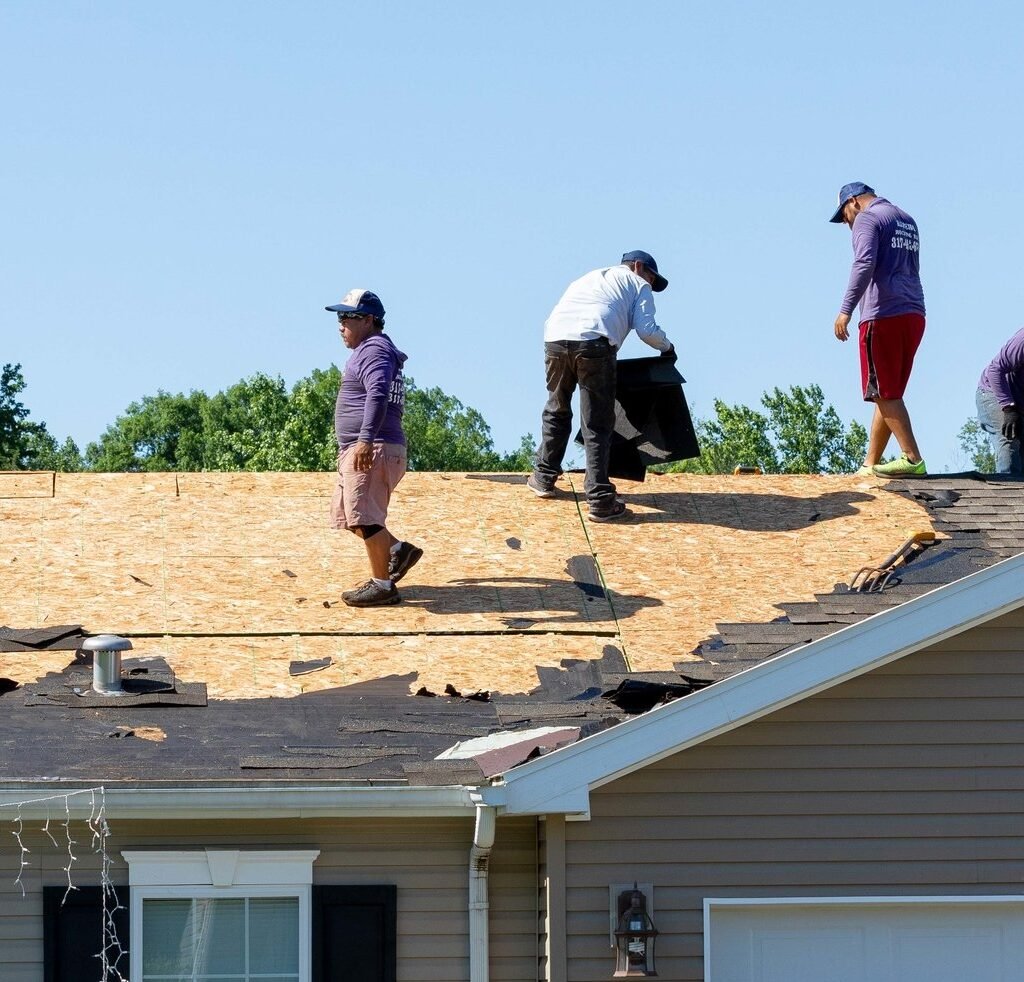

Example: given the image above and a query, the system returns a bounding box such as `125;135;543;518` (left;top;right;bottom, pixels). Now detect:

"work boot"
389;541;423;583
342;580;400;607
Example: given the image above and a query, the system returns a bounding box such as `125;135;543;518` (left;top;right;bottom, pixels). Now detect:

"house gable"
495;550;1024;817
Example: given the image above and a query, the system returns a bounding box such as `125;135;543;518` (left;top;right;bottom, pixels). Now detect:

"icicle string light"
1;787;128;980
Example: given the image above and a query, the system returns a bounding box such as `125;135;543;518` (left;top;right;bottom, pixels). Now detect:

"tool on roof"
849;530;937;593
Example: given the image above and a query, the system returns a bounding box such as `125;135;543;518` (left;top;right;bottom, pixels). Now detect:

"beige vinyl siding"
564;609;1024;981
0;814;538;982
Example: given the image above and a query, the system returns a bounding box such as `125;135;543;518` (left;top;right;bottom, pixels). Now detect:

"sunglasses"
337;312;367;323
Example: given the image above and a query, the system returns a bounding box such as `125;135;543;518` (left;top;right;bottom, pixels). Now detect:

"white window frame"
123;849;320;982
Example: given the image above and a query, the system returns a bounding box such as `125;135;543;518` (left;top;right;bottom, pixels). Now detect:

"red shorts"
859;312;925;401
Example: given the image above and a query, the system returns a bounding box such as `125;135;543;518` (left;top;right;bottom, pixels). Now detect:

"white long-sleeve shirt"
543;264;671;352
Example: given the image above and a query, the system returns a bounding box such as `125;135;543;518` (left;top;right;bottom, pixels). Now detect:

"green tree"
204;374;292;470
0;363;82;470
85;368;532;473
274;367;342;470
668;384;867;474
762;384;868;473
956;418;995;472
85;390;210;471
403;379;533;471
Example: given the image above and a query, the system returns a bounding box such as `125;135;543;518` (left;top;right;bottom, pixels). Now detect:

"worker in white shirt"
527;250;675;522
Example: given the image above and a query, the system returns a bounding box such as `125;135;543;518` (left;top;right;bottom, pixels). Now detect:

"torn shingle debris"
289;656;333;676
602;678;710;714
23;657;208;708
566;554;605;599
0;625;85;652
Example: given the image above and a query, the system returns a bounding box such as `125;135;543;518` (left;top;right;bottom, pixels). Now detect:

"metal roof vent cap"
81;635;133;696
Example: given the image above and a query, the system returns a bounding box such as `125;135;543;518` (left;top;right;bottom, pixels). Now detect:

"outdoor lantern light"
613;883;657;977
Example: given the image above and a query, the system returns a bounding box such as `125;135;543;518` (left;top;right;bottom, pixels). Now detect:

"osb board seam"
565;471;630;666
0;470;54;498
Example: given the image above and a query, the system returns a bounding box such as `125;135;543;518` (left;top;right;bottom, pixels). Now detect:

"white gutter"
0;785;484;820
468;801;497;982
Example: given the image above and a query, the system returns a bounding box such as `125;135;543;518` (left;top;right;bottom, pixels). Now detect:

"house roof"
1;470;1019;807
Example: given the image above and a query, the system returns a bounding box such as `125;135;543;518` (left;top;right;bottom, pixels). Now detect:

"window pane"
249;897;300;973
143;895;299;982
143;899;192;976
194;897;245;974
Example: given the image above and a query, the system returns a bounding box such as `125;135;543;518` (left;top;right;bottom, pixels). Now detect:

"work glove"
660;345;677;362
1002;406;1021;441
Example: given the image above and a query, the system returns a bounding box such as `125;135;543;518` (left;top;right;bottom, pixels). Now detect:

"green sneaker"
872;454;927;477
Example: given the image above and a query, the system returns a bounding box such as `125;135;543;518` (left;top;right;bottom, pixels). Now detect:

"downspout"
469;802;497;982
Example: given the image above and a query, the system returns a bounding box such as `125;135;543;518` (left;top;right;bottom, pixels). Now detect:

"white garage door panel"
708;902;1024;982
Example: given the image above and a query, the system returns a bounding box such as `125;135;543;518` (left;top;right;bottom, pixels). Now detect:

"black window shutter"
312;885;397;982
43;886;129;982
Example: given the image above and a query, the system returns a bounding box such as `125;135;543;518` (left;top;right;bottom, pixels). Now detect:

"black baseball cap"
621;250;668;292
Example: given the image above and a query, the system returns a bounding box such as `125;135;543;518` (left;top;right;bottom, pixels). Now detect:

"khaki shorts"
330;442;407;530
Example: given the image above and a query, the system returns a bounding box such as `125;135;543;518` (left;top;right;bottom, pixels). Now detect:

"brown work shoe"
342;580;400;607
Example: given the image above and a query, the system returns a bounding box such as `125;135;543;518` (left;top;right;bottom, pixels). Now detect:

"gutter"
469;801;497;982
0;785;488;820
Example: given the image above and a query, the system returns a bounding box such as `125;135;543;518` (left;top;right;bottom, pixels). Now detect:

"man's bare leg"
876;397;922;462
363;528;397;580
865;403;892;466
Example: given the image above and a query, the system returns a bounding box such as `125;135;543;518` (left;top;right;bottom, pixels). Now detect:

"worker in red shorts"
830;182;927;477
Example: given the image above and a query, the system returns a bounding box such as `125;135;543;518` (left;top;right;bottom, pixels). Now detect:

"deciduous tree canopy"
9;366;868;477
667;384;868;475
83;368;534;473
0;364;81;471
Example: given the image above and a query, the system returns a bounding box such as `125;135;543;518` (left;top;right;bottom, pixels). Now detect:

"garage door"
706;899;1024;982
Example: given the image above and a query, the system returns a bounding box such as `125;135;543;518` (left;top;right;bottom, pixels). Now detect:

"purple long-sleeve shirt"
840;197;926;322
334;333;407;450
978;327;1024;408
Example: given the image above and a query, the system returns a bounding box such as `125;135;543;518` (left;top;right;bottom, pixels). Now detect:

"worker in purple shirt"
976;328;1024;474
830;182;927;477
325;289;422;607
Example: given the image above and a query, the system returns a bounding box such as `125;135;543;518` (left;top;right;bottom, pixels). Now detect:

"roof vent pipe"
81;635;133;696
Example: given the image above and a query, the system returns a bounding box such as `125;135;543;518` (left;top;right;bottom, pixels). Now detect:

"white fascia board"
497;551;1024;816
0;785;479;820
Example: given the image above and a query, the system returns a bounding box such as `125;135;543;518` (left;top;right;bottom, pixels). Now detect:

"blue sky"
3;1;1022;470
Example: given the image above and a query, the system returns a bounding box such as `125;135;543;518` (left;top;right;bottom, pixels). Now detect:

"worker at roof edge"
830;182;928;478
325;288;423;607
527;250;676;522
976;328;1024;474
